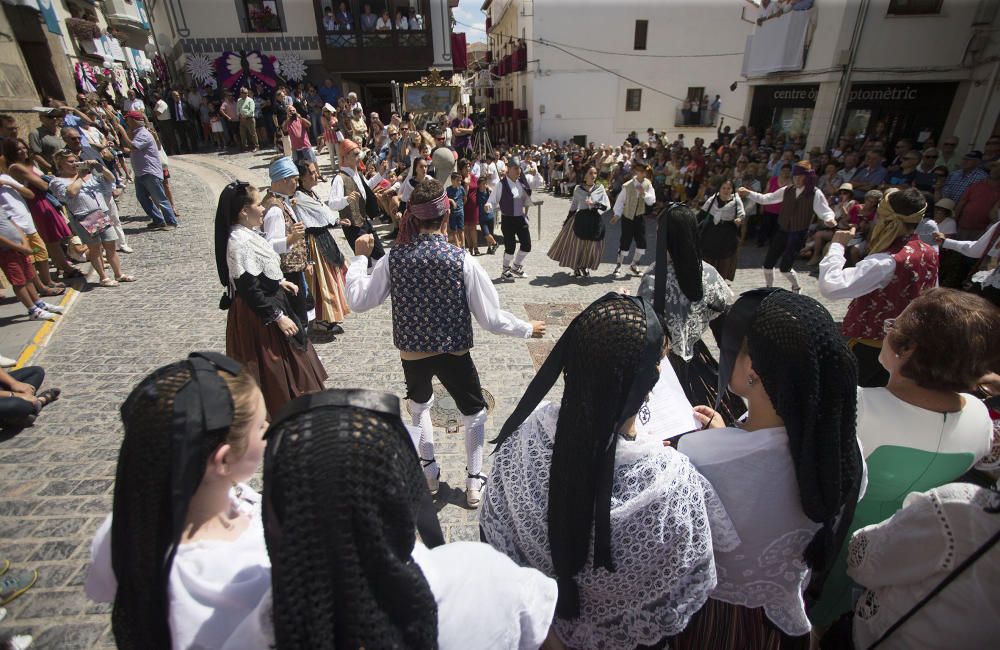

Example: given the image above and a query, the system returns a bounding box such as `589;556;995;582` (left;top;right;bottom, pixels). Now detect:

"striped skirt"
666;598;810;650
305;229;350;324
547;214;604;270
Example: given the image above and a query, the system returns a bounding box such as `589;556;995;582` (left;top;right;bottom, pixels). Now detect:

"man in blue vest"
346;177;546;507
485;159;539;280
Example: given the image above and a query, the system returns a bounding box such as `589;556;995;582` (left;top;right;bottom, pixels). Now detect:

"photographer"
48;150;135;287
451;105;474;160
283;105;316;165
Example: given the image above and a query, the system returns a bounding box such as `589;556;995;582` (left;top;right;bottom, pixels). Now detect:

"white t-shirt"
85;485;272;650
154;99;170;121
0;174;37;234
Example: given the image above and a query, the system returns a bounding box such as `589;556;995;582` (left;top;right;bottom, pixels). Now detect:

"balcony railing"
674;105;719;128
319;0;429;48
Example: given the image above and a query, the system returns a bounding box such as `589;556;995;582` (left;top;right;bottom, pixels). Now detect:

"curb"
14;287;80;369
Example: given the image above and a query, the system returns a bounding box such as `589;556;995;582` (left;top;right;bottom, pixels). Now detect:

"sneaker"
465;473;487;508
39;303;64;315
501;267;514;280
630;263;641;276
0;568;37;606
28;308;56;322
162;225;176;231
511;264;525;278
582;268;590;277
0;355;15;368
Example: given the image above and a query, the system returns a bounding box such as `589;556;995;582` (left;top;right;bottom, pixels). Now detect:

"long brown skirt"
547;215;604;270
305;233;350;324
226;294;328;416
668;598;809;650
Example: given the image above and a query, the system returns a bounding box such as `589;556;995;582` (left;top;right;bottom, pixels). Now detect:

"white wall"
528;0;753;145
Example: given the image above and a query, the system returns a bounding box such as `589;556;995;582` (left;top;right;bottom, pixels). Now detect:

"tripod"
473;128;494;159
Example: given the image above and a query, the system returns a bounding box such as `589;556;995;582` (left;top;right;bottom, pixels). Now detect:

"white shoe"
28;308;57;321
118;244;134;254
465;473;486;508
501;267;514;280
511;264;525;278
39;303;64;315
630;263;641;276
0;355;16;368
612;264;624;278
7;634;33;650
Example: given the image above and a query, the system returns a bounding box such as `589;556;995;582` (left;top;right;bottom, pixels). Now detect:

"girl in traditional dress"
698;178;745;281
293;160;349;334
547;164;608;278
213;181;327;416
85;353;272;650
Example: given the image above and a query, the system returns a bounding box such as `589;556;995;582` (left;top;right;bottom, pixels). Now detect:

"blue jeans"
135;174;178;226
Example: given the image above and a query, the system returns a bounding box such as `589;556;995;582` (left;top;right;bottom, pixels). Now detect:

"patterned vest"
388;234;473;353
778;186;815;232
622;178;652;220
842;234;939;340
263;192;308;273
498;177;531;216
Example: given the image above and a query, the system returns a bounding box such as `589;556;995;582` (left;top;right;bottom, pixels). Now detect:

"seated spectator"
481;293;737;648
674;289;864;649
811;287;999;626
0;365;60;430
85;353;271;650
249;388;558;648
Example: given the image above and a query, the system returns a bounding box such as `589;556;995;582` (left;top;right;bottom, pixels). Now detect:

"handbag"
76;209;113;236
572;207;605;241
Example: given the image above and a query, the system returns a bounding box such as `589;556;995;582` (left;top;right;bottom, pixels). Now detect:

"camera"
425;122;440;136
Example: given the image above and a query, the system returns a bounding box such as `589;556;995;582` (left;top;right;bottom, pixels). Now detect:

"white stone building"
481;0;755;146
741;0;1000;151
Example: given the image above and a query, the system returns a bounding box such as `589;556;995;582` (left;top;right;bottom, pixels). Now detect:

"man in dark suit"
168;90;197;153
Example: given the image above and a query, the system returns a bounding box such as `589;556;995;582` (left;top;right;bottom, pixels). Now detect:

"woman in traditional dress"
698;178;745;281
213;181;327;416
670;289;865;650
638;203;745;423
481;292;738;649
293;160;349;334
458;158;481;255
85;353;272;650
546;164;608;277
232;388;558;649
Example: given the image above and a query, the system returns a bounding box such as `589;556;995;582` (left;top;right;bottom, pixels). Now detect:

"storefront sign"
847;84;922;104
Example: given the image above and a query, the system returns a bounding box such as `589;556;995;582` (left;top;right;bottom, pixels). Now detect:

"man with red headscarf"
345;176;545;508
327;138;385;263
740;160;835;292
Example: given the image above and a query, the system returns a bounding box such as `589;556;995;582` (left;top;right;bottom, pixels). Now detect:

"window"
886;0;943;16
625;88;642;112
634;19;648;50
242;0;283;32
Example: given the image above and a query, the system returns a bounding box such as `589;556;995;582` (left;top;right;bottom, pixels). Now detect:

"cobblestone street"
0;150;849;647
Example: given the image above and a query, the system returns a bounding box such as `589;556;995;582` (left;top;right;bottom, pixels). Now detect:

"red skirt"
225;295;328;416
28;195;72;243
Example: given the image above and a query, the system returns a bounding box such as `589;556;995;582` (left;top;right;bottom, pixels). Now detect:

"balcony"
741;6;815;78
314;0;434;75
673;105;718;129
103;0;152;49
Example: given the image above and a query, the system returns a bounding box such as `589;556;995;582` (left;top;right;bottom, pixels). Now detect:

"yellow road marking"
13;287;78;369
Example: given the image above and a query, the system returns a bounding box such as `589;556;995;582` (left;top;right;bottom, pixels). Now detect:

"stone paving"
0;148;850;647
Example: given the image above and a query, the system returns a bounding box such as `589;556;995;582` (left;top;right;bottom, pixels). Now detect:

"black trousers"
763;228;808;272
157;120;177;155
619;216;647;252
851;341;889;388
756;211;778;245
343;220;385;263
401;352;487;415
0;366;45;425
500;214;531;255
174;120;197;153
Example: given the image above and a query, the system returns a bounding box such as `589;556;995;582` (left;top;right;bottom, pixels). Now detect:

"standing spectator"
942;151;989;203
710;94;721;125
936;135;962;171
198;97;212;147
220;92;239;150
168;90;197;154
982;134;1000;168
122;89;145;115
236;86;258;152
347;106;368;146
27;110;65;173
322;5;336;31
60;127;132;254
359;2;377;31
272;89;289;154
283;105;315;164
375;8;392;30
347;91;363;115
318;78;340;106
451;105;474;159
394;7;409;29
152;93;175;155
0;170;63;295
112;111;179;230
0;203;63;319
335;1;353;30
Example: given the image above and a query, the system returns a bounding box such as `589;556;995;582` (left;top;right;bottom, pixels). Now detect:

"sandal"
39;286;65;297
0;568;37;606
36;388;61;409
48;281;66;289
99;278;119;287
116;275;137;283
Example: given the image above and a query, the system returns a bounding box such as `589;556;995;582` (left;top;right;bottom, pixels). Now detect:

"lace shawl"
638;260;733;361
227;225;283;282
292;190;339;229
481;402;738;648
677;426;823;636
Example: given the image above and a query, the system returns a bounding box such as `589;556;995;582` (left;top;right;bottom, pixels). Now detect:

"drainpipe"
970;60;1000;148
826;0;870;149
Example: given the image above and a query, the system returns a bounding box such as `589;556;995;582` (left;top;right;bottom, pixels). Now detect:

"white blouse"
700;193;746;225
85;485;272;650
481;402;738;648
848;483;1000;650
678;426;826;636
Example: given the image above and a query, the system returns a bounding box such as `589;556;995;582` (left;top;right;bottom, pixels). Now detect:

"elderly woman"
672;289;865;649
810;287;999;626
47;150;134;287
481;293;737;649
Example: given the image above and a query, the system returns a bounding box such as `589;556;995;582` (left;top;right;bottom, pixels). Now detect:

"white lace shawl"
227;225;283;282
292;190;339;229
480;402;739;648
637;260;733;361
677;426;821;636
